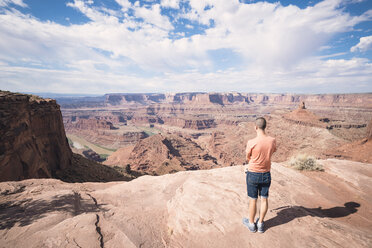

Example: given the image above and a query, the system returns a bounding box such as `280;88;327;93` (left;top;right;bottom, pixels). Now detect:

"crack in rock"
95;214;104;248
86;193;104;248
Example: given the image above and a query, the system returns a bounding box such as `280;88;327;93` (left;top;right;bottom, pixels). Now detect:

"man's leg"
249;198;257;223
259;197;268;222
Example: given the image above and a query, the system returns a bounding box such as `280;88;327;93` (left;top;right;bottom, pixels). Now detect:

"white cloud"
0;0;371;93
135;4;173;30
1;57;371;94
351;35;372;52
0;0;26;7
161;0;180;9
115;0;132;10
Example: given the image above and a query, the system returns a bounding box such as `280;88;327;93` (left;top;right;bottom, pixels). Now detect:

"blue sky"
0;0;371;94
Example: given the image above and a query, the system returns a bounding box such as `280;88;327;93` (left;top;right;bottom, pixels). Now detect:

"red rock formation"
121;131;149;144
282;103;326;128
65;118;116;130
98;92;372;108
105;134;218;174
0;91;72;181
324;119;372;163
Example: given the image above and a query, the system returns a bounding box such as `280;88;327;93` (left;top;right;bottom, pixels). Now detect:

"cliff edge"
0;91;72;181
0;160;371;247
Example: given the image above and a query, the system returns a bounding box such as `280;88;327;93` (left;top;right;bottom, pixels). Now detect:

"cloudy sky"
0;0;371;94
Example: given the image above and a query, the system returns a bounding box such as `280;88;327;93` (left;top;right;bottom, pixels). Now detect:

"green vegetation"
67;134;115;155
113;165;146;178
67;137;73;147
289;154;324;171
125;164;131;174
137;126;162;136
99;154;109;160
95;143;117;152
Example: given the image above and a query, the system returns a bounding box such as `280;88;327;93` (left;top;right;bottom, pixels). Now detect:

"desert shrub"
125;164;132;174
289;154;323;171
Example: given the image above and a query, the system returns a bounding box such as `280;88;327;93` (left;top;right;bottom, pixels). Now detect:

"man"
243;117;276;233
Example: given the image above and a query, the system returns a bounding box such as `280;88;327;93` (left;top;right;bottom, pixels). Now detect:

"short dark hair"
255;117;266;130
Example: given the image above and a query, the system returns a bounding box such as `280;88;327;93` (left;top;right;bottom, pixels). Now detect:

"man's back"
246;135;276;173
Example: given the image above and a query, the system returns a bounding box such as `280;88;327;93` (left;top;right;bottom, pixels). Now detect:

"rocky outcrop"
105;134;218;174
324;119;372;163
82;149;105;162
121;131;149;144
0;91;72;181
1;160;371;247
326;124;367;130
64;118;117;130
282;104;326;128
130;115;217;130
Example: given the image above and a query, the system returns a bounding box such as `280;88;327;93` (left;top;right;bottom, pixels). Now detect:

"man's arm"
245;141;252;171
246;150;252;163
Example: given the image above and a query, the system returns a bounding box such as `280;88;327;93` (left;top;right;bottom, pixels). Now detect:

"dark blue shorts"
246;171;271;199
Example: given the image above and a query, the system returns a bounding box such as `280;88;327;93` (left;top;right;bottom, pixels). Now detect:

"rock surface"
0;91;72;181
282;104;326;128
65;118;117;130
0;160;371;248
324;119;372;163
105;134;218;175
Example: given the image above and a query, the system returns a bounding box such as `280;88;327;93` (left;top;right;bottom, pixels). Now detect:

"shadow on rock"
265;202;360;230
0;192;107;230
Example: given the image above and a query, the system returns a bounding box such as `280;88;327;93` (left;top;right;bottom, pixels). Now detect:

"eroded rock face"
0;91;72;181
99;92;372;108
64;118;117;130
282;107;326;128
105;134;218;174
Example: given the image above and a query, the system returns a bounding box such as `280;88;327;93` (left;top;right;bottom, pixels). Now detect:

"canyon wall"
0;91;72;181
100;92;372;108
56;92;372;109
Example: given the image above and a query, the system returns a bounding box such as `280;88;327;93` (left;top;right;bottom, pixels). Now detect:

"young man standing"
243;117;276;233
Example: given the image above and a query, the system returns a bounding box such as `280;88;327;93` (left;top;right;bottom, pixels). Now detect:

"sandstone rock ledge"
0;160;371;248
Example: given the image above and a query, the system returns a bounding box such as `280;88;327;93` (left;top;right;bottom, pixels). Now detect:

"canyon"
59;92;372;173
0;91;371;247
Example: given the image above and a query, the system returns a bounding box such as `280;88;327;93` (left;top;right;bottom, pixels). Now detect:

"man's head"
255;117;267;131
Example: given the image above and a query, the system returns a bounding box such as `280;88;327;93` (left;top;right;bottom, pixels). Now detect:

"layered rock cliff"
0;91;72;181
101;92;372;108
57;92;372;109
